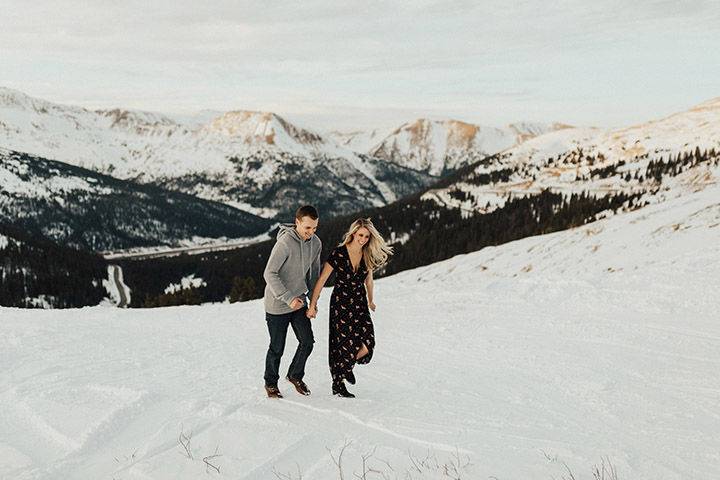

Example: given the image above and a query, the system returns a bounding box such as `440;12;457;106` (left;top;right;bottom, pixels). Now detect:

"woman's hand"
289;297;304;310
368;301;376;312
306;304;318;319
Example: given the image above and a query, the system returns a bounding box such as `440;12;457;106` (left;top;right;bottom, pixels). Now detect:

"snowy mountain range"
0;88;422;219
0;88;558;219
352;118;570;176
2;87;719;308
111;96;720;307
0;148;273;251
422;97;720;215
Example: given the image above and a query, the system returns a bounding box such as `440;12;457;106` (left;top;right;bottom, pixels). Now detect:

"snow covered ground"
1;184;719;479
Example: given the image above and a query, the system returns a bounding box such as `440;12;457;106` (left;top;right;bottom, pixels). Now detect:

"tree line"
121;187;644;308
6;145;715;308
0;223;107;307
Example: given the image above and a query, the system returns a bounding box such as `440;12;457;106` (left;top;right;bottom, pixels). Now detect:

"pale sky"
1;0;719;131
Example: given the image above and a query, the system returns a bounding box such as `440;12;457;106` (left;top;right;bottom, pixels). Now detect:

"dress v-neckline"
344;244;362;273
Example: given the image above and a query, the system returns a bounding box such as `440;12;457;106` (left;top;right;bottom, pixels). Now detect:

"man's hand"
289;297;304;310
306;304;318;319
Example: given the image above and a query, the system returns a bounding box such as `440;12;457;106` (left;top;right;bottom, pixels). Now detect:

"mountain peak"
95;108;177;129
392;118;482;148
0;87;62;113
204;110;323;146
214;109;275;123
371;117;568;176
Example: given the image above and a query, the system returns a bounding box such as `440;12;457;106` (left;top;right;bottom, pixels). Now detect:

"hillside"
368;119;569;175
424;97;720;214
1;180;718;479
0;88;434;219
0;223;107;308
0;148;273;251
119;95;719;286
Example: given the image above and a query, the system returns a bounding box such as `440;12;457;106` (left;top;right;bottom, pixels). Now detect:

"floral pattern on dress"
327;245;375;385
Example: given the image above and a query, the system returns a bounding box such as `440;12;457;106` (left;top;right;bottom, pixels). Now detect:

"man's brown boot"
265;385;283;398
286;376;311;396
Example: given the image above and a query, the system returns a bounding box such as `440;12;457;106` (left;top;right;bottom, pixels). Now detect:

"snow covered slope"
329;127;388;153
0;88;432;219
1;181;718;479
332;119;569;176
0;148;273;251
423;98;720;214
370;119;569;175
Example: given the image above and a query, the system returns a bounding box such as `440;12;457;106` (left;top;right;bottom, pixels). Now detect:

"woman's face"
353;227;371;247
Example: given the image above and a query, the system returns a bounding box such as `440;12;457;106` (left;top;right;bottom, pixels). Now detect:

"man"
262;205;322;398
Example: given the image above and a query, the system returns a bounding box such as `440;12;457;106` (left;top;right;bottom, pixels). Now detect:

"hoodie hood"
277;223;312;243
277;223;305;243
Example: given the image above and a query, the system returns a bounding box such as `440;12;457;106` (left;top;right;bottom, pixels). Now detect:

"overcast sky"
1;0;719;131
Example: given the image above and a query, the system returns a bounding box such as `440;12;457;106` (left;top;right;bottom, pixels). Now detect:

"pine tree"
229;276;257;303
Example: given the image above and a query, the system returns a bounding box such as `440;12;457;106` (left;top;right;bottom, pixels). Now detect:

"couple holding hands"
262;205;392;399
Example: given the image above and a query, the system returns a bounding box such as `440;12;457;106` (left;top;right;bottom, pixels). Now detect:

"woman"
307;218;393;398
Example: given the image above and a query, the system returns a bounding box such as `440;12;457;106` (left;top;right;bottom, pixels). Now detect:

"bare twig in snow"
407;449;423;473
540;449;558;463
377;457;395;472
178;426;193;460
592;457;619;480
327;439;352;480
272;466;304;480
353;446;380;480
203;445;222;474
560;461;577;480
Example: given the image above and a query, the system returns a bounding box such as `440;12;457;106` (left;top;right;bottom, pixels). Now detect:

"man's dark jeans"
264;307;315;387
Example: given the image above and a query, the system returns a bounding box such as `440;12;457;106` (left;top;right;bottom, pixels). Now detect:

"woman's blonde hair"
339;218;393;271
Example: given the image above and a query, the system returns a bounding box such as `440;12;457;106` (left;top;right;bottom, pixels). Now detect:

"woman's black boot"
332;381;355;398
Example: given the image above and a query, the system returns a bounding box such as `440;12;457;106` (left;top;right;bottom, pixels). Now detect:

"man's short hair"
295;205;319;220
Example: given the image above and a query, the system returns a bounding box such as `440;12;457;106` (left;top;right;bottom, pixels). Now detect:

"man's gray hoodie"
263;224;322;315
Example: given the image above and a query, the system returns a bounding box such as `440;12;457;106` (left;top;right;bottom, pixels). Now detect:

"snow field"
1;184;719;479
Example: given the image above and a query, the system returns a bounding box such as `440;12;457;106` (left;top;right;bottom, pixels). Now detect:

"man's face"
295;216;318;241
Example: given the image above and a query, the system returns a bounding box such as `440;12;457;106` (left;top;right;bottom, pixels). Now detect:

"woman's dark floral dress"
327;245;375;385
